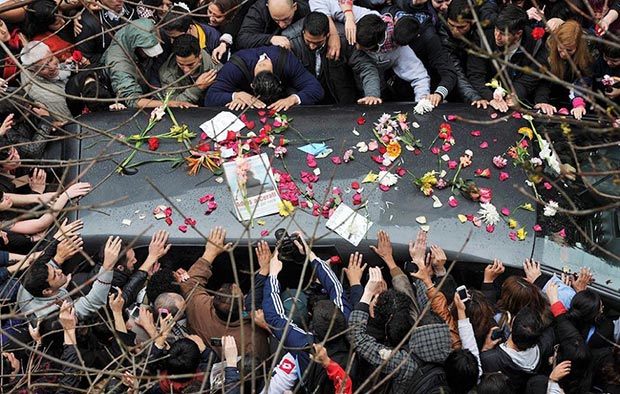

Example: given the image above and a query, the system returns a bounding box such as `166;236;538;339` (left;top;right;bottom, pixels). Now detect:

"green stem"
451;165;462;192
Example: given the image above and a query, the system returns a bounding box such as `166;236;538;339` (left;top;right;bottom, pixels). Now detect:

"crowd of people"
0;0;619;392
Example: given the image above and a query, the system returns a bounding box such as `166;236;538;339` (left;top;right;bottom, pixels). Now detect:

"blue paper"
298;143;327;156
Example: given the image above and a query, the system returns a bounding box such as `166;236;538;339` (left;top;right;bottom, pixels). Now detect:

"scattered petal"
543;182;552;190
533;224;542;232
416;216;427;224
480;141;489;149
501;207;511;216
509;231;517;241
432;195;442;208
499;171;510;182
490;113;498;119
368;141;379;151
357;117;366;125
486;224;495;233
352;128;360;136
331;156;342;165
448;196;459;207
351;181;360;190
363;171;379;183
165;217;173;226
448;160;458;169
558;228;566;238
353;193;363;205
472;217;482;227
470;130;481;136
122;219;132;226
458;214;468;223
261;230;269;236
420;225;430;232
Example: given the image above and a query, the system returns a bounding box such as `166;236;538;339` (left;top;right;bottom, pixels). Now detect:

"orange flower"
185;150;221;176
386;141;402;159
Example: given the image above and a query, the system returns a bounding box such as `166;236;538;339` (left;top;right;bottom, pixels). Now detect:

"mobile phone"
128;305;140;320
491;328;504;341
158;308;170;319
211;337;222;347
456;285;470;302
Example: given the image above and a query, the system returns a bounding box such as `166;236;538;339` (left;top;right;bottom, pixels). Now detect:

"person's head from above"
20;41;60;81
251;55;284;104
509;306;543;351
393;16;421;46
446;0;474;38
23;259;67;297
146;268;181;302
155;0;173;19
355;14;388;52
302;12;329;52
555;336;593;393
445;348;479;394
603;43;620;68
213;283;243;322
431;0;451;15
154;292;186;320
497;276;549;325
207;0;238;27
476;372;515;394
373;289;414;346
267;0;297;30
172;34;202;76
166;338;201;382
309;300;346;343
0;191;12;211
493;4;527;48
456;289;496;348
80;74;115;112
0;143;22;173
0;19;10;43
100;0;125;14
162;5;193;40
24;0;65;38
567;288;603;326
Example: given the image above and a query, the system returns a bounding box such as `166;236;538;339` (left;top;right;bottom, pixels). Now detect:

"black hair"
162;6;192;33
213;283;242;323
511;307;543;350
447;0;474;23
310;300;346;342
386;310;414;346
145;268;181;303
38;313;65;358
0;138;12;161
476;372;515;394
252;71;283;104
556;336;593;394
22;259;51;297
445;348;478;394
65;69;114;116
603;43;620;59
23;0;59;39
494;4;528;34
303;12;329;37
166;338;201;382
567;289;601;330
172;34;201;58
356;14;387;50
373;289;411;325
393;16;420;46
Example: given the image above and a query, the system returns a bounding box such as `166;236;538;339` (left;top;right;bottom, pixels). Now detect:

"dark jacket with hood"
0;99;54;160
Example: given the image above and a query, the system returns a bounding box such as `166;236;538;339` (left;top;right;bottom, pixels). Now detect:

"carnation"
478;203;500;225
378;170;398;187
543;200;559;217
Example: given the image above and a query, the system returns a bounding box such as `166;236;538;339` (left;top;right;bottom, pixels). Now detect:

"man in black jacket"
481;307;555;393
283;12;381;104
237;0;310;49
75;0;136;64
466;5;548;112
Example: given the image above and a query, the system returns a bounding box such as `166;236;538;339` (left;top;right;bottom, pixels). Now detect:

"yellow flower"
521;203;535;211
417;171;438;196
517;227;527;240
508;219;518;229
396;113;407;123
278;200;295;217
386;140;402;159
518;127;533;140
485;78;500;89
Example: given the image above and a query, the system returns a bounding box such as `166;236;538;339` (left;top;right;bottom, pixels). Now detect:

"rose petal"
558;228;566;238
490;113;498;119
543;182;552;190
470;130;481;137
261;230;269;236
431;147;440;155
480;141;489;149
331;157;342;165
486;224;495;233
448;196;458;207
501;207;511;216
165;217;172;226
509;231;517;241
351;181;360;190
533;224;542;232
499;172;510;182
448;160;458;169
330;255;341;263
379;184;390;191
368;141;379;151
178;225;187;232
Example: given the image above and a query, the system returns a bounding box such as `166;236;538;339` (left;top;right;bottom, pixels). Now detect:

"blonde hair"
547;20;592;80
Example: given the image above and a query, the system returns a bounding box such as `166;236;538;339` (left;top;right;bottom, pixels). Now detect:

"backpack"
406;357;452;394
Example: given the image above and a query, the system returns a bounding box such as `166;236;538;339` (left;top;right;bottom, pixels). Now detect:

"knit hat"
20;41;51;66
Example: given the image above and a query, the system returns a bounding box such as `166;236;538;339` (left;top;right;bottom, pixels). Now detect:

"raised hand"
484;259;505;283
408;231;427;265
369;230;395;268
523;259;541;283
102;236;123;270
255;240;272;275
343;252;367;286
202;226;233;262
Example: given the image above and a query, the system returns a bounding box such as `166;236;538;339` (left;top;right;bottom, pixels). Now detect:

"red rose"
357;117;366;125
148;137;159;151
72;50;83;62
532;27;545;40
